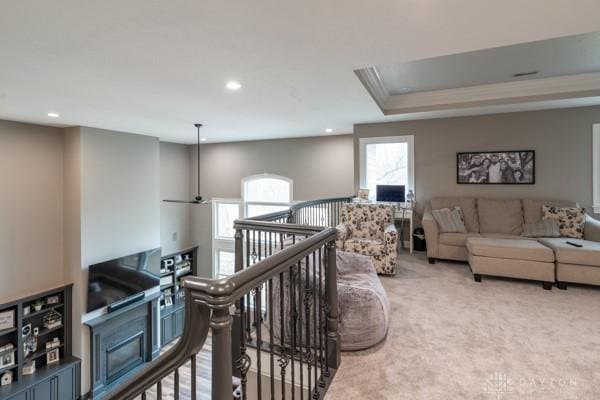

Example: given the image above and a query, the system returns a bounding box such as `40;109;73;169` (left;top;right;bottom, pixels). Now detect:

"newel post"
212;307;233;400
325;240;341;369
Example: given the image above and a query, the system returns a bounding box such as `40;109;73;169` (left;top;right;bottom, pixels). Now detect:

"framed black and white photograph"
457;151;535;184
0;310;15;330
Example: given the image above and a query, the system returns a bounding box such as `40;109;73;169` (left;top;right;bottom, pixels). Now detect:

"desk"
394;207;414;253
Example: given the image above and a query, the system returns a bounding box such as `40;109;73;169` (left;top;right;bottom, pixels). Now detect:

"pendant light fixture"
163;123;209;204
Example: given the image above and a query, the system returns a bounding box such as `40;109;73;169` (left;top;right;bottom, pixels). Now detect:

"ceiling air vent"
513;70;539;78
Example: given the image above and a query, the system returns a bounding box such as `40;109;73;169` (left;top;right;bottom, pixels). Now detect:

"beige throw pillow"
432;207;467;233
542;205;586;239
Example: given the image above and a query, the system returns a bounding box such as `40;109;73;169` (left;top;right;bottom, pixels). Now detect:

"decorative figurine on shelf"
0;371;13;386
43;310;62;329
22;361;36;375
406;189;415;206
33;300;44;312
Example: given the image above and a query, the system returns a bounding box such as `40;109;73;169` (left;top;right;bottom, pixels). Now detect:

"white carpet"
325;253;600;400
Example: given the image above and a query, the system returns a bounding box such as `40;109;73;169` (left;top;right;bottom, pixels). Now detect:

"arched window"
242;174;293;218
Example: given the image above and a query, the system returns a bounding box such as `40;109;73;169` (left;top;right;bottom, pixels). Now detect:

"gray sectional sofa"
422;197;600;289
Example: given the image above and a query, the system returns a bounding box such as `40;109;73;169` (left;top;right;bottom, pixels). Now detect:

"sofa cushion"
522;219;561;238
481;233;536;241
522;199;577;224
466;237;554;262
538;238;600;267
431;207;467;233
477;199;524;235
431;197;479;232
439;232;481;247
542;205;586;239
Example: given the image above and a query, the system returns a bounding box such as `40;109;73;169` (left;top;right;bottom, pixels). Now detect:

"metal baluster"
290;264;297;400
269;278;275;400
305;254;312;398
238;284;249;399
298;260;304;400
174;368;180;400
141;392;146;400
312;251;318;399
191;354;197;400
256;285;263;399
279;271;288;400
157;381;162;399
318;246;326;388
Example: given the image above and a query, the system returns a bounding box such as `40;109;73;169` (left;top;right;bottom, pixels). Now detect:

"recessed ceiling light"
200;137;207;142
325;128;333;133
47;112;59;118
226;81;242;91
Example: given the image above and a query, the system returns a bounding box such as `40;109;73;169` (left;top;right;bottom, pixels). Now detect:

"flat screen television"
87;248;161;313
376;185;405;203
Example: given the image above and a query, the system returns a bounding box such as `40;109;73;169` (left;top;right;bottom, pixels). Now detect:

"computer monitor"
376;185;405;203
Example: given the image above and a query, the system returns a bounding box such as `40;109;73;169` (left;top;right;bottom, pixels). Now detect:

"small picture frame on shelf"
0;309;15;330
0;344;15;369
23;334;37;357
23;305;31;316
22;323;32;337
46;295;60;305
46;348;60;365
0;371;13;387
22;361;36;375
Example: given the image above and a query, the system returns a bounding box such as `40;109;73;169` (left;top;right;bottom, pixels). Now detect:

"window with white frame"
242;174;293;218
212;199;241;278
211;174;293;279
359;135;414;201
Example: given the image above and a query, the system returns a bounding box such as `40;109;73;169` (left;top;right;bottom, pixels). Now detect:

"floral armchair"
336;203;398;275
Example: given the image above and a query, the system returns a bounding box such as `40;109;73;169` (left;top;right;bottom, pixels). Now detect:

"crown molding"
358;70;600;116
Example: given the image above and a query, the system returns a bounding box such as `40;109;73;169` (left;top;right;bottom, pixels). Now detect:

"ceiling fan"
163;123;209;204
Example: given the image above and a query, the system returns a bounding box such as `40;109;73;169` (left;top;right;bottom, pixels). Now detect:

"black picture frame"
456;150;535;184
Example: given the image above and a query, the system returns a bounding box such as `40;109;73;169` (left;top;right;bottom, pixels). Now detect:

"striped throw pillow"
432;207;467;233
521;219;560;238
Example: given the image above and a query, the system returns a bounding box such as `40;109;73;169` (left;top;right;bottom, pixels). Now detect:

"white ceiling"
1;1;600;144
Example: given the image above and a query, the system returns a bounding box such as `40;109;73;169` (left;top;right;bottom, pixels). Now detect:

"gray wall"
160;142;193;255
0;120;65;301
63;126;162;395
355;106;600;219
191;134;355;276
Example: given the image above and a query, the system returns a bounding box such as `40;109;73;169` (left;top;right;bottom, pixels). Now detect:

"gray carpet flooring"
326;252;600;400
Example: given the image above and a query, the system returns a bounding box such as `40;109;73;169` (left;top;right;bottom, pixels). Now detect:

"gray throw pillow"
432;207;467;233
522;219;560;238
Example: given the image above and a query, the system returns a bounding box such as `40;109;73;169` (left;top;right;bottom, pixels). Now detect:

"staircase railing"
105;196;353;400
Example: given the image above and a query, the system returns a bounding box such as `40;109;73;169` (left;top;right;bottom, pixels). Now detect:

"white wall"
0;120;65;302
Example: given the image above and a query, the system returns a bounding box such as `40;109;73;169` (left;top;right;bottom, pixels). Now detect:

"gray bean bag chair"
269;249;389;351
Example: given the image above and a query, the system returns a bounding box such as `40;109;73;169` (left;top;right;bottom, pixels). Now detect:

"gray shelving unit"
0;284;80;400
159;247;198;347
